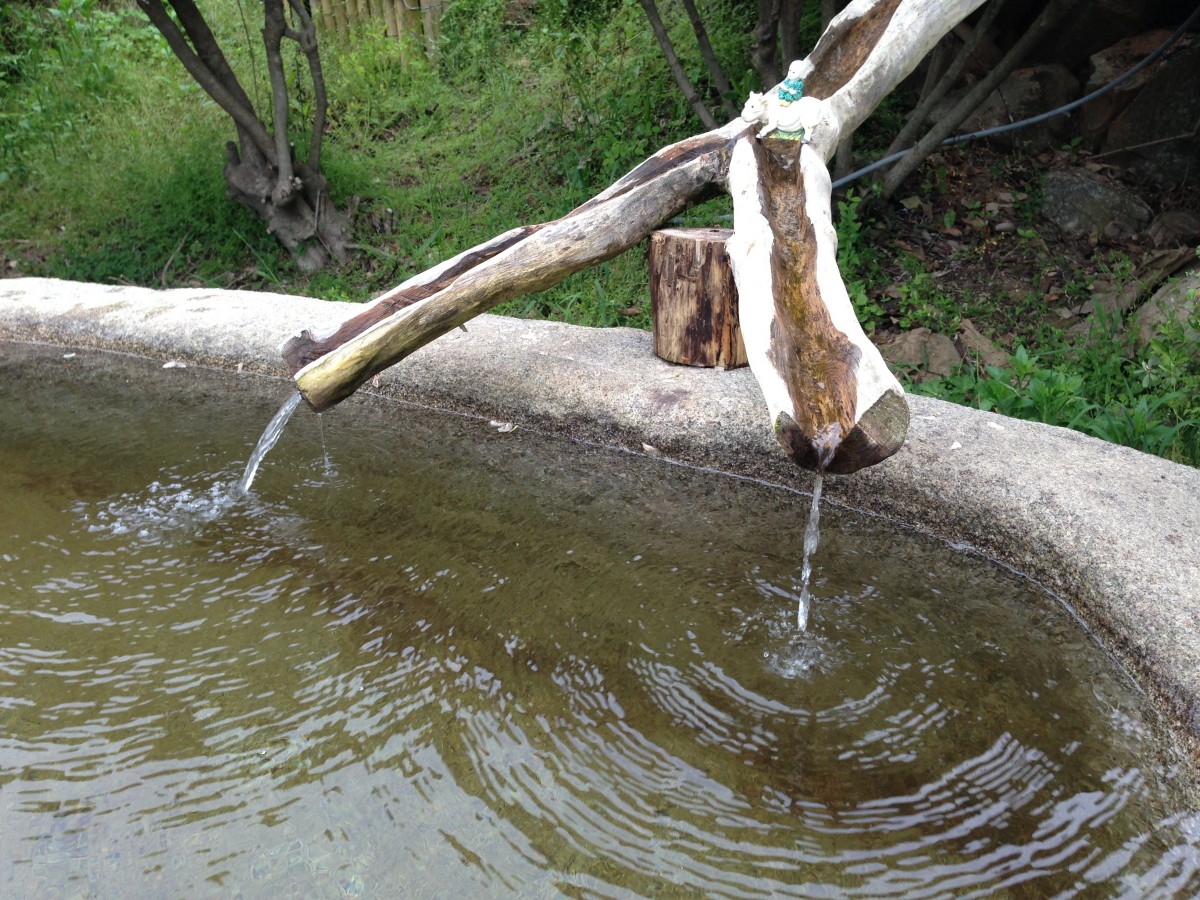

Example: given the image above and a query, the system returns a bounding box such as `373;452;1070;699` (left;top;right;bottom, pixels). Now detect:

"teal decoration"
778;76;805;104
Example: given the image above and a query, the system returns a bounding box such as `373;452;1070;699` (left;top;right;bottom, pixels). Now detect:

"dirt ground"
860;142;1200;357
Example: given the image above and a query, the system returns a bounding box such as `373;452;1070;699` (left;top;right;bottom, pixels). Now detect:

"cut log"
649;227;747;369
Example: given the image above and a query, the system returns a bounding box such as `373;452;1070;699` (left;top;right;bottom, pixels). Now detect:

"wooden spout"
725;135;908;474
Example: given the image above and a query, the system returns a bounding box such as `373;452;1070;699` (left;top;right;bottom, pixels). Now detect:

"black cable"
832;2;1200;190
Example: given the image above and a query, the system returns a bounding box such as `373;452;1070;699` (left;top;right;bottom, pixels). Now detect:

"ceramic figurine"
740;91;823;142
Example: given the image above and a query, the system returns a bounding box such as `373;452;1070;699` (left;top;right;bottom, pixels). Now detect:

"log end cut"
775;386;909;474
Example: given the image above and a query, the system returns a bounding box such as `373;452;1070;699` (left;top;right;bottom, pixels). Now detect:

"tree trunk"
140;0;351;272
752;0;782;86
283;0;990;474
649;228;747;369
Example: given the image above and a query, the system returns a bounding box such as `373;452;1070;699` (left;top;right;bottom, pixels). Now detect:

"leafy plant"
836;189;886;332
915;314;1200;466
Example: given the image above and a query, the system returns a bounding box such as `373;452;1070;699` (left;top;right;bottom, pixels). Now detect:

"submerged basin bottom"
1;343;1198;897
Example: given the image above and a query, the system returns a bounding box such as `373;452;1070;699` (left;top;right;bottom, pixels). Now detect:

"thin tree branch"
680;0;739;119
138;0;276;163
287;0;327;170
168;0;259;120
884;0;1004;158
262;0;296;205
638;0;718;129
880;0;1081;198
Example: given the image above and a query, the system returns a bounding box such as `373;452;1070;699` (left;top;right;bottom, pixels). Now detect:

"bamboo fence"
310;0;442;63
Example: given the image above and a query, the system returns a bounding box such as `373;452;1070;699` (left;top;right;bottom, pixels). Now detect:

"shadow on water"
1;342;1198;897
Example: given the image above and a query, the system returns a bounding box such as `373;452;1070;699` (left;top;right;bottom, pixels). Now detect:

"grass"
907;291;1200;467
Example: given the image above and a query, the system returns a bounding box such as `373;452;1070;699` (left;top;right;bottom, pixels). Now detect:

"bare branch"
883;0;1005;158
262;0;296;205
880;0;1081;198
680;0;739;119
637;0;718;130
287;0;328;170
138;0;276;162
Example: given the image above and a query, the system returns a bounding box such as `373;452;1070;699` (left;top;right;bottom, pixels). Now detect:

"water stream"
793;431;839;631
237;390;303;495
794;472;824;630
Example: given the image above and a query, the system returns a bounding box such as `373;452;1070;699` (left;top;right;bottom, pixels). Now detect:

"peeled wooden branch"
283;128;738;406
284;0;989;473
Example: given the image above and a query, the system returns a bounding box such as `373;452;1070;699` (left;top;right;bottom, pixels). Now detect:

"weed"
915;310;1200;466
836;190;887;332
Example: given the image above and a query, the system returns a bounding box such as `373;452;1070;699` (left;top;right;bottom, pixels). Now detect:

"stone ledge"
2;277;1198;752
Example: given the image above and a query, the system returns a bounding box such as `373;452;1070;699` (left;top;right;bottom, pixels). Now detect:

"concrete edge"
3;277;1198;755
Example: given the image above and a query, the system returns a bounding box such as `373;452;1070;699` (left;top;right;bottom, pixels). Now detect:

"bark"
649;228;747;368
287;0;328;170
285;0;991;474
638;0;718;129
752;0;782;86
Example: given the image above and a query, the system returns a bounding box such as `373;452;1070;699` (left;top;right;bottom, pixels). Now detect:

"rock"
1133;268;1200;351
1040;167;1152;239
1147;210;1200;249
1044;0;1179;70
1079;30;1191;149
1101;41;1200;184
951;64;1081;151
956;318;1009;368
880;328;961;381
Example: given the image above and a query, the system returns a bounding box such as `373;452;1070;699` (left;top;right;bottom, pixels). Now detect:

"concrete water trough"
2;276;1199;755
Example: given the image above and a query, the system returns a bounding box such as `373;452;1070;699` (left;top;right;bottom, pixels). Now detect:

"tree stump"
649;227;748;370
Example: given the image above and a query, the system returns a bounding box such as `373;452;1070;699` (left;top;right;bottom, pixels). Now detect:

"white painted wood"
724;138;795;428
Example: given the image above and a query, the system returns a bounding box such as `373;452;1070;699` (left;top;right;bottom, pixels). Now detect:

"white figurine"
740;59;833;143
741;91;825;142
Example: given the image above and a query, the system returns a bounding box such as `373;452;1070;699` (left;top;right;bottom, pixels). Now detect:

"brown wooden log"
649;227;747;369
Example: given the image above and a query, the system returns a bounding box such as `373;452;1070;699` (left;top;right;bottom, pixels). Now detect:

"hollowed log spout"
282;0;985;474
726;136;909;474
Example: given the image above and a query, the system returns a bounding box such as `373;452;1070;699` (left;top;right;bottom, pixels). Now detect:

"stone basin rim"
2;277;1198;761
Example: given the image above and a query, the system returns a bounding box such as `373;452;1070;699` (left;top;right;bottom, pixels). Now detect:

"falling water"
794;473;824;630
794;429;840;631
236;391;303;495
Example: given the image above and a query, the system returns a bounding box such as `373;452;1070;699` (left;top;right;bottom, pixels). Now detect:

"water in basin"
1;342;1197;897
